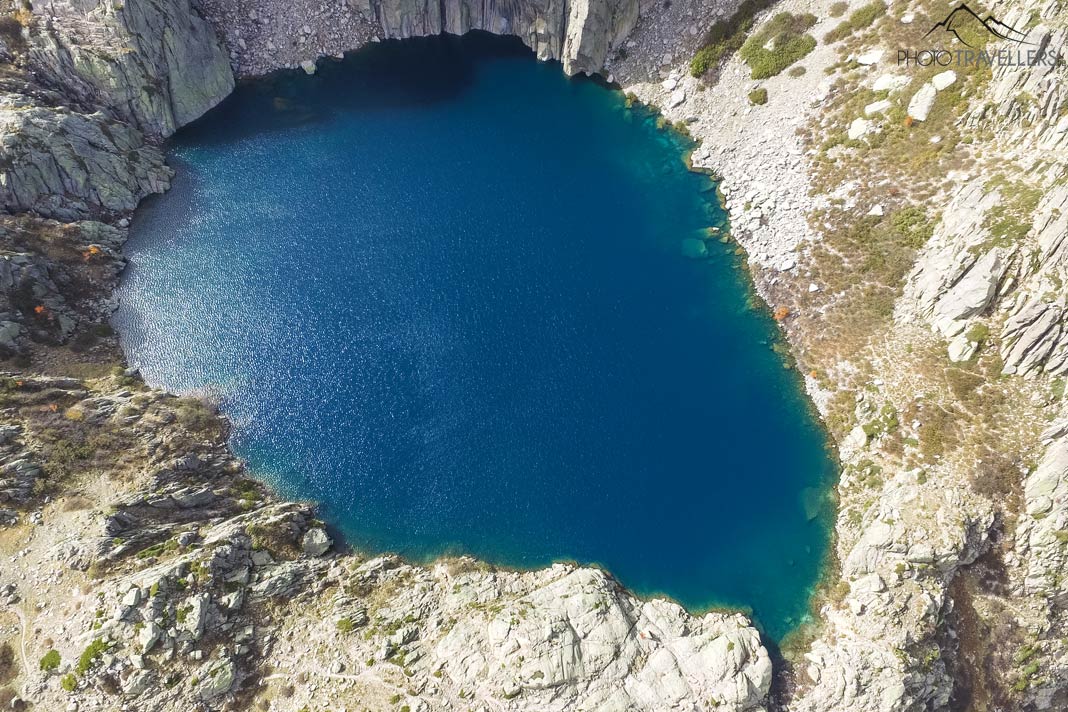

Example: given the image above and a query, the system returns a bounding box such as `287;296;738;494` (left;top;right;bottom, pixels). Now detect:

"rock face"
429;565;770;710
25;0;234;136
194;0;658;78
0;90;171;220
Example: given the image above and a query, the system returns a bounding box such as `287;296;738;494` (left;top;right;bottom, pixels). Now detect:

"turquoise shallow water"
114;33;835;639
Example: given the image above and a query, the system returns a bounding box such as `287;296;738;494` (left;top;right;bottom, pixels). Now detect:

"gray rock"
198;659;236;699
301;527;332;556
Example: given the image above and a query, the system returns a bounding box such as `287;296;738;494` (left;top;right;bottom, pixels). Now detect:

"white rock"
947;334;978;362
848;118;870;140
867;204;884;217
122;587;142;607
932;69;957;90
901;11;915;23
139;621;162;653
199;659;236;699
668;88;686;108
864;99;892;116
907;83;937;121
856;49;883;65
872;74;909;92
845;424;869;451
300;60;317;75
302;528;333;556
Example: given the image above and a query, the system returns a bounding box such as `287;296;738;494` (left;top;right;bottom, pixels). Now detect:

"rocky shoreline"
1;0;1067;709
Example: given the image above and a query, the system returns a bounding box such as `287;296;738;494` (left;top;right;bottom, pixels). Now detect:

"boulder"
907;83;937;121
872;74;909;92
932;70;957;90
198;659;236;700
864;99;892;116
856;49;883;65
302;527;333;556
947;333;978;362
848;118;871;140
931;248;1006;334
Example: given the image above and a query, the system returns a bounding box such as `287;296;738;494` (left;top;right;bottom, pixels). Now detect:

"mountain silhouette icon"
924;3;1033;47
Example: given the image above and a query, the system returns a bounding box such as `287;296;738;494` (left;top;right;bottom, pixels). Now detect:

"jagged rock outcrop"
24;0;234;137
371;0;638;74
966;18;1068;151
0;423;43;506
0;88;170;220
198;0;642;77
1017;420;1068;601
901;182;1009;340
999;183;1068;377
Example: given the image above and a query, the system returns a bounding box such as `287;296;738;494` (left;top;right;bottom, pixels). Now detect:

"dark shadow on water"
175;32;537;148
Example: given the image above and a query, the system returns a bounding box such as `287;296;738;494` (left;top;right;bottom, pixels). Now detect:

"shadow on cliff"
173;31;537;147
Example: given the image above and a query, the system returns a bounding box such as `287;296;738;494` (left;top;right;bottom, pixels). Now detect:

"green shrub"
748;88;769;105
336;617;355;634
60;673;77;692
175;398;217;432
739;12;818;79
829;1;849;17
788;64;807;76
824;1;886;42
965;322;990;344
39;650;61;672
76;639;109;675
689;0;779;77
890;206;935;248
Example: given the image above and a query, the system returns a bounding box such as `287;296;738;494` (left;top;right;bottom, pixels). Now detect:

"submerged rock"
681;238;708;259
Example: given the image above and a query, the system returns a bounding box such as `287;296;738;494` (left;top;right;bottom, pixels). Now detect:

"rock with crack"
373;0;638;75
0;90;171;220
24;0;235;137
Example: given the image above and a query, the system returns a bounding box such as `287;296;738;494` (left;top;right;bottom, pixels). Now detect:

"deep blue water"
114;33;834;639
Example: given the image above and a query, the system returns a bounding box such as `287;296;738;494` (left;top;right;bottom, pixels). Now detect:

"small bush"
60;673;77;692
39;649;61;673
965;322;990;344
689;0;779;77
175;398;217;432
890;206;935;248
739;12;818;79
788;64;807;76
829;1;849;17
824;1;886;43
336;617;355;634
748;88;769;105
76;639;108;675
